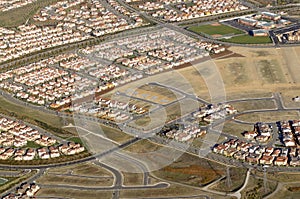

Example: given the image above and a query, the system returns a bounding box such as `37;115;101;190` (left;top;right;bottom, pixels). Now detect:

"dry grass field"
36;188;114;199
211;167;247;192
241;175;277;199
47;162;113;177
236;111;300;123
153;152;225;187
37;174;113;187
221;121;254;138
131;84;183;105
111;46;300;105
230;100;276;112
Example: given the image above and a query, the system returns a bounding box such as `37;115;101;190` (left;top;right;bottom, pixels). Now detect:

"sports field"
188;23;244;36
220;34;272;44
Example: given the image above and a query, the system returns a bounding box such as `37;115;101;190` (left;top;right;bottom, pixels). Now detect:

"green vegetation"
0;177;8;185
188;23;244;36
0;151;91;166
25;141;41;148
0;170;37;193
211;167;247;192
0;0;61;27
220;35;272;44
241;175;277;199
67;137;85;146
100;125;133;143
0;95;76;138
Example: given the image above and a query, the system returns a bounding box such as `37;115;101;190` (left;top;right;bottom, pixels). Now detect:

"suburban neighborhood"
0;0;300;198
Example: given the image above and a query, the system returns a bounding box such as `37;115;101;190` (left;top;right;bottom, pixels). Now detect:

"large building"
238;17;258;27
262;11;281;21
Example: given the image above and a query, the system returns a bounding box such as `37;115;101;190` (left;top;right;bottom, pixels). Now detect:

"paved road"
38;182;169;191
93;160;123;199
114;152;150;185
0;137;141;170
127;195;211;199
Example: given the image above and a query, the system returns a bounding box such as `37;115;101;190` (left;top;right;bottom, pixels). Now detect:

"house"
274;156;288;166
246;153;260;164
213;144;228;154
244;131;257;139
259;155;274;165
224;148;237;157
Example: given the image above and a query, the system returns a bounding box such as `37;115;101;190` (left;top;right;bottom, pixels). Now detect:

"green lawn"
0;177;8;185
220;34;272;44
188;23;244;36
25;141;41;148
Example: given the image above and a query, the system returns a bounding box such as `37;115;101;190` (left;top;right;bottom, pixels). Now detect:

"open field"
188;23;244;37
153;152;225;187
131;84;183;105
236;111;300;123
241;175;277;199
100;125;133;143
120;181;228;199
221;122;254;138
36;173;113;187
110;94;153;111
64;121;133;146
272;184;300;199
230;100;276;112
123;172;144;186
256;59;286;84
132;116;151;128
0;95;76;138
213;46;299;96
220;35;272;44
281;86;300;108
124;139;163;153
0;0;61;27
252;170;300;183
47;162;113;177
129;98;199;130
165;99;199;122
0;96;63;129
107;66;209;104
211;167;247;192
36;188;113;199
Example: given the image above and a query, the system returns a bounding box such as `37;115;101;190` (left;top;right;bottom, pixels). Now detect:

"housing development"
0;0;300;199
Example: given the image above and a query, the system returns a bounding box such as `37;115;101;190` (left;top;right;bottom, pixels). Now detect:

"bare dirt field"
113;46;300;104
45;162;113;177
36;188;113;199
